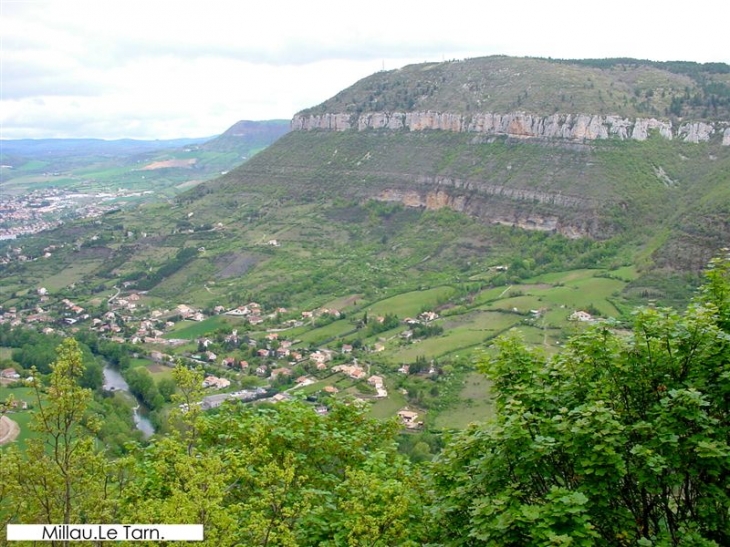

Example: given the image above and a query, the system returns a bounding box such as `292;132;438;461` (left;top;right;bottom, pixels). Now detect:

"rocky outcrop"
373;171;608;239
292;111;730;145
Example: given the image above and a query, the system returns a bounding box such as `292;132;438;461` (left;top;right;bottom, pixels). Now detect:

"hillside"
198;57;730;274
299;56;730;121
3;56;730;336
201;119;290;154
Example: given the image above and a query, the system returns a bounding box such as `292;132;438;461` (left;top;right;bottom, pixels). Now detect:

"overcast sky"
2;0;728;140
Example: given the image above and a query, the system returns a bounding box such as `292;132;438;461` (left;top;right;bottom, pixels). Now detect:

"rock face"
291;111;729;145
373;172;607;239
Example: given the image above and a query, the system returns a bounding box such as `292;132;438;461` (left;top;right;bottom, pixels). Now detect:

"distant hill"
0;120;289;195
0;137;212;160
201;120;290;154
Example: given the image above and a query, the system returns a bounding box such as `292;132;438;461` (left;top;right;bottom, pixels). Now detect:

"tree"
120;388;428;546
430;254;730;545
157;377;177;402
1;339;118;543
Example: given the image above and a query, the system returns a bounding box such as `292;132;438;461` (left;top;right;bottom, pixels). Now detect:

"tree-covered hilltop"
2;255;729;546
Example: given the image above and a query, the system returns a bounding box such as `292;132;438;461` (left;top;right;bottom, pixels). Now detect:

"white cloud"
1;0;728;139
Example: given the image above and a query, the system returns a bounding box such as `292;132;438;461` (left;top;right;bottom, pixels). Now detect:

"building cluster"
0;187;132;241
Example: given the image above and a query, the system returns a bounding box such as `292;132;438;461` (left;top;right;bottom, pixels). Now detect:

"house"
368;375;388;398
397;408;422;429
368;375;384;387
239;360;249;370
1;368;20;379
310;349;333;364
203;376;231;389
295;376;314;386
332;364;366;380
176;304;194;317
570;311;594;322
341;344;353;354
226;307;249;316
418;311;439;322
270;367;292;379
323;385;339;394
222;357;236;368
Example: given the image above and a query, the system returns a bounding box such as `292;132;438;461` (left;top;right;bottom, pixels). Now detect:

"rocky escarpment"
292;111;730;145
376;187;597;239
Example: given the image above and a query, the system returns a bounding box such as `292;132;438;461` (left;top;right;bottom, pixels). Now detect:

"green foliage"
119;391;427;545
135;247;199;291
429;255;730;545
367;313;400;336
1;339;118;538
125;367;164;410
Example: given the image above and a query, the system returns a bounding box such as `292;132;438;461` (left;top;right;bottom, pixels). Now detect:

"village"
0;283;443;429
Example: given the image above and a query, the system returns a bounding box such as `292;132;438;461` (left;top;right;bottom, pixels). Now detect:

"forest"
1;254;729;546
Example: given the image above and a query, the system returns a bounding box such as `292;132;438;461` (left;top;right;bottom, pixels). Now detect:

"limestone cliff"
292;111;730;145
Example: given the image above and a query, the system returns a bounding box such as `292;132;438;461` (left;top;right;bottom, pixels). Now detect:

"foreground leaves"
430;256;730;545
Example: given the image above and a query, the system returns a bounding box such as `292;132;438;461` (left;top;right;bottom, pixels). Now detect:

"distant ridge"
201;120;289;153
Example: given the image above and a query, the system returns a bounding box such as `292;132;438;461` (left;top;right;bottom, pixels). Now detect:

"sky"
2;0;728;140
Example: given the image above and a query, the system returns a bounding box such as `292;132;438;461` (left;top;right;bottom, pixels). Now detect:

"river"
102;365;155;439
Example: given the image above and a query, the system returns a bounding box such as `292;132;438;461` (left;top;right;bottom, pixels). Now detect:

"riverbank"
103;365;155;439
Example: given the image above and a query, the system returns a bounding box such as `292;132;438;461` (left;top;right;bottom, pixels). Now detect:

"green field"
42;260;103;292
433;372;494;430
367;386;409;420
294;318;357;346
164;316;240;339
364;286;456;318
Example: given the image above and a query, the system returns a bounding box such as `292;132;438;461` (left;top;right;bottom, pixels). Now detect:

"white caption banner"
7;524;204;542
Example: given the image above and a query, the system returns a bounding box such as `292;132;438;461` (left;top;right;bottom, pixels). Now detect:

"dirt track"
0;415;20;444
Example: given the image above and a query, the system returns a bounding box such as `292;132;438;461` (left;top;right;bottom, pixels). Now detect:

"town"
0;185;153;241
